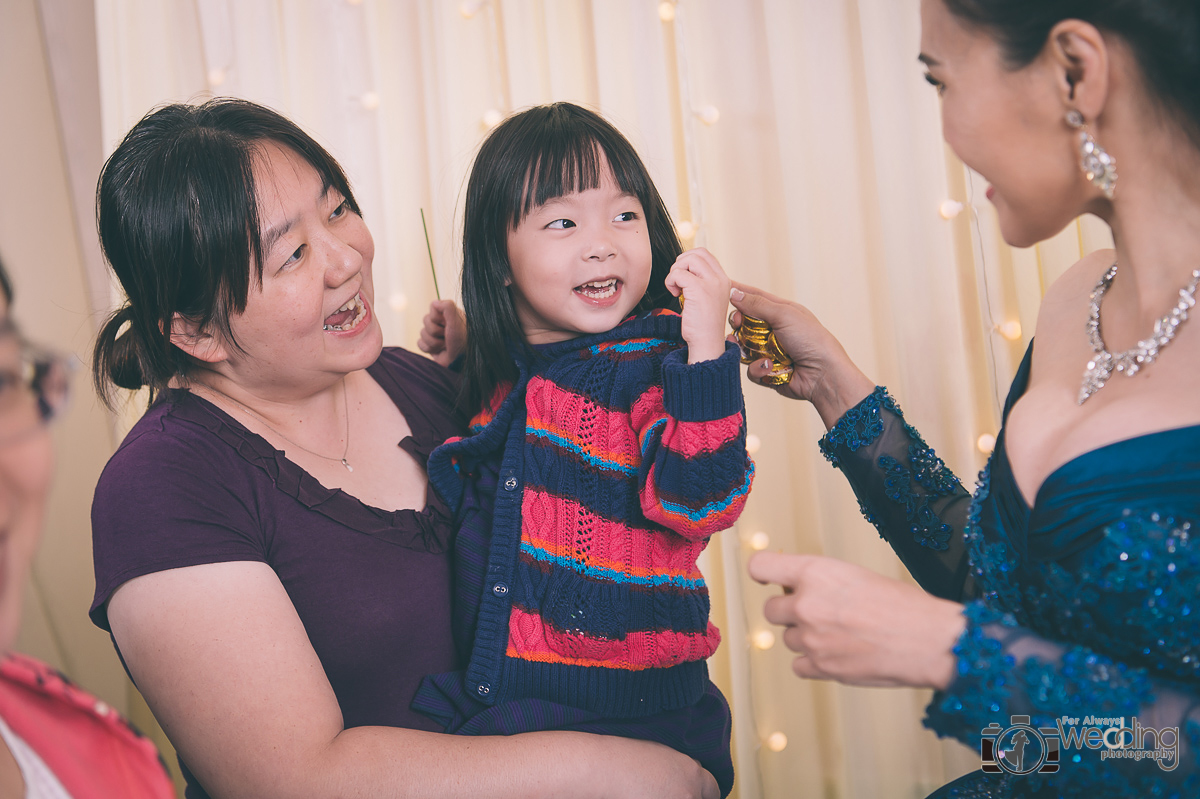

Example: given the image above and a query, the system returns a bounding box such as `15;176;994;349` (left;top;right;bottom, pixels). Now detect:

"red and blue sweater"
424;310;754;719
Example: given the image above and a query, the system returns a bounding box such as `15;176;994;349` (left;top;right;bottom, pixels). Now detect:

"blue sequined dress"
818;343;1200;798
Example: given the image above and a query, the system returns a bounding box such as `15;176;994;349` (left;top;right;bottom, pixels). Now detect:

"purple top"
90;348;464;797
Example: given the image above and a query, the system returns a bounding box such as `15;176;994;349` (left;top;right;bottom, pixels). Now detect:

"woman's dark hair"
92;98;361;408
459;102;682;413
943;0;1200;148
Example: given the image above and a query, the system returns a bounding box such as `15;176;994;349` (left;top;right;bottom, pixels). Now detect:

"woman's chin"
992;192;1085;249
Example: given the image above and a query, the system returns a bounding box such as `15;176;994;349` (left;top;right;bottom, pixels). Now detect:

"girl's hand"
664;248;731;364
727;282;875;429
417;299;467;367
747;551;965;690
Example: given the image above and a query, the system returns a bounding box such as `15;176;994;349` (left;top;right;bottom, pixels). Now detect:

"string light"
977;433;996;455
939;200;964;220
676;220;696;241
745;433;761;454
389;292;408;312
345;0;363;5
460;0;486;19
658;2;676;22
998;320;1022;341
482;109;504;129
748;531;771;551
751;629;776;650
207;68;227;87
765;732;788;752
694;105;720;126
360;91;380;111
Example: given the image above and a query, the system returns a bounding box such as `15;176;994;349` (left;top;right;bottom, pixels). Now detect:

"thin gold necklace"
195;378;354;472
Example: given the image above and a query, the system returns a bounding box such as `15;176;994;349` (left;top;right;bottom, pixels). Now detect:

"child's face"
506;166;652;345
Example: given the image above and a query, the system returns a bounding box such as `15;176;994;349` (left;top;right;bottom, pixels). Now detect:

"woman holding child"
87;99;720;799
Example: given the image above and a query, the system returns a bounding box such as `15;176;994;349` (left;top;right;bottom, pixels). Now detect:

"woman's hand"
747;551;965;690
664;248;731;364
728;282;875;429
417;299;466;367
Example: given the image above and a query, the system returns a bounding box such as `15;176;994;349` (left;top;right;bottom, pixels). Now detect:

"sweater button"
492;582;509;596
476;682;491;696
504;477;518;491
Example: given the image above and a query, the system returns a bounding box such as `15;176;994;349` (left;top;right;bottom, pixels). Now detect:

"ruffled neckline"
992;340;1200;561
161;369;453;554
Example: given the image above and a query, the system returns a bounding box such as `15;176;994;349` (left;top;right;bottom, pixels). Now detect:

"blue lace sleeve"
818;387;975;600
925;602;1200;797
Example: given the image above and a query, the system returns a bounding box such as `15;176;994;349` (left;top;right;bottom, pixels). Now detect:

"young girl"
416;103;752;797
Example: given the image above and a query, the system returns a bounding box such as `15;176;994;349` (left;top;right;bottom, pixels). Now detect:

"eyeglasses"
0;335;72;448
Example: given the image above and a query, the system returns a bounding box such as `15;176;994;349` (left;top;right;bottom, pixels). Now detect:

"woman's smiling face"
221;142;383;391
919;0;1092;247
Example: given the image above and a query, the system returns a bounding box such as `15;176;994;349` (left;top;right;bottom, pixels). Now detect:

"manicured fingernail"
730;287;744;301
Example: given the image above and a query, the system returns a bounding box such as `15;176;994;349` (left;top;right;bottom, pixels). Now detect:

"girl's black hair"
92;98;361;408
459;102;682;413
943;0;1200;149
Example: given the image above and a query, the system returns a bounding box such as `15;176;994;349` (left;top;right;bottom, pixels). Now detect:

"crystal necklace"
195;378;354;471
1078;262;1200;404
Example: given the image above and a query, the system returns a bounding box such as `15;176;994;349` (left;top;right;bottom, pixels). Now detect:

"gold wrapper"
736;314;793;386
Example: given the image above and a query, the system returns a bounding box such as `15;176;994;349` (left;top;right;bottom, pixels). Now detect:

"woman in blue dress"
737;0;1200;796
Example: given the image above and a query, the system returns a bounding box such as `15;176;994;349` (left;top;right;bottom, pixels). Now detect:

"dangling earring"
1066;109;1117;199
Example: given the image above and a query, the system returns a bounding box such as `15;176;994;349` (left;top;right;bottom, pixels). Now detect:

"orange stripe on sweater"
506;607;721;670
520;489;708;577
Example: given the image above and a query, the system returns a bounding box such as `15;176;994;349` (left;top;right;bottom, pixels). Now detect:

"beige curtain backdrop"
3;0;1115;796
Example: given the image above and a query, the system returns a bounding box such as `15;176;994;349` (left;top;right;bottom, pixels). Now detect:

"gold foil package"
677;296;793;386
735;314;794;387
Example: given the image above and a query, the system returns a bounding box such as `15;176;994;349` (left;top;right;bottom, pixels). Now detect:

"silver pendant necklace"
196;378;354;471
1078;262;1200;404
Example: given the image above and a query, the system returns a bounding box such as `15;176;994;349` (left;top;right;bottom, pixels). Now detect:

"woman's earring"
1066;109;1117;199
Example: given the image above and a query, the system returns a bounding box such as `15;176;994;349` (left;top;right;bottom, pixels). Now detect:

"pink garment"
0;653;174;799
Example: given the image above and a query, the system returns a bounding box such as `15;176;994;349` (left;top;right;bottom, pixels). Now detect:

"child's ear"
169;314;229;364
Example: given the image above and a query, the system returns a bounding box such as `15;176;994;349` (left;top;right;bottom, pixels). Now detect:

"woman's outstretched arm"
730;282;975;600
108;561;719;799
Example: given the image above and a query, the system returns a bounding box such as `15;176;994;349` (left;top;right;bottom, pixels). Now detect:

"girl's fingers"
676;247;722;273
673;249;723;280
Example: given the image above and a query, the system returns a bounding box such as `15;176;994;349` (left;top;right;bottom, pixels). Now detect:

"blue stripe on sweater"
527;428;639;475
656;463;755;521
640;418;668;458
589;338;673;356
519;541;707;590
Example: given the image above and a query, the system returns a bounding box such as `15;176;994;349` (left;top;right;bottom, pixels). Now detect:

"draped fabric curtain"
16;0;1112;796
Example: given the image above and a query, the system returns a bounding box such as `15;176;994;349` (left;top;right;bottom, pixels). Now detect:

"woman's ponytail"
92;306;147;406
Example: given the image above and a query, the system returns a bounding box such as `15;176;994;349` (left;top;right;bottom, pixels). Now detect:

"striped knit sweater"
425;310;754;718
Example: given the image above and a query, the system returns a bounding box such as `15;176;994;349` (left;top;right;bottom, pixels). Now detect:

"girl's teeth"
577;279;618;299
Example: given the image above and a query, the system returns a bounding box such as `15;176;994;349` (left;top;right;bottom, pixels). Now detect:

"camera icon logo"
981;716;1060;775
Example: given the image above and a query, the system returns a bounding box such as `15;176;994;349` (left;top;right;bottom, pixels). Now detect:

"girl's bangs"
512;130;647;227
